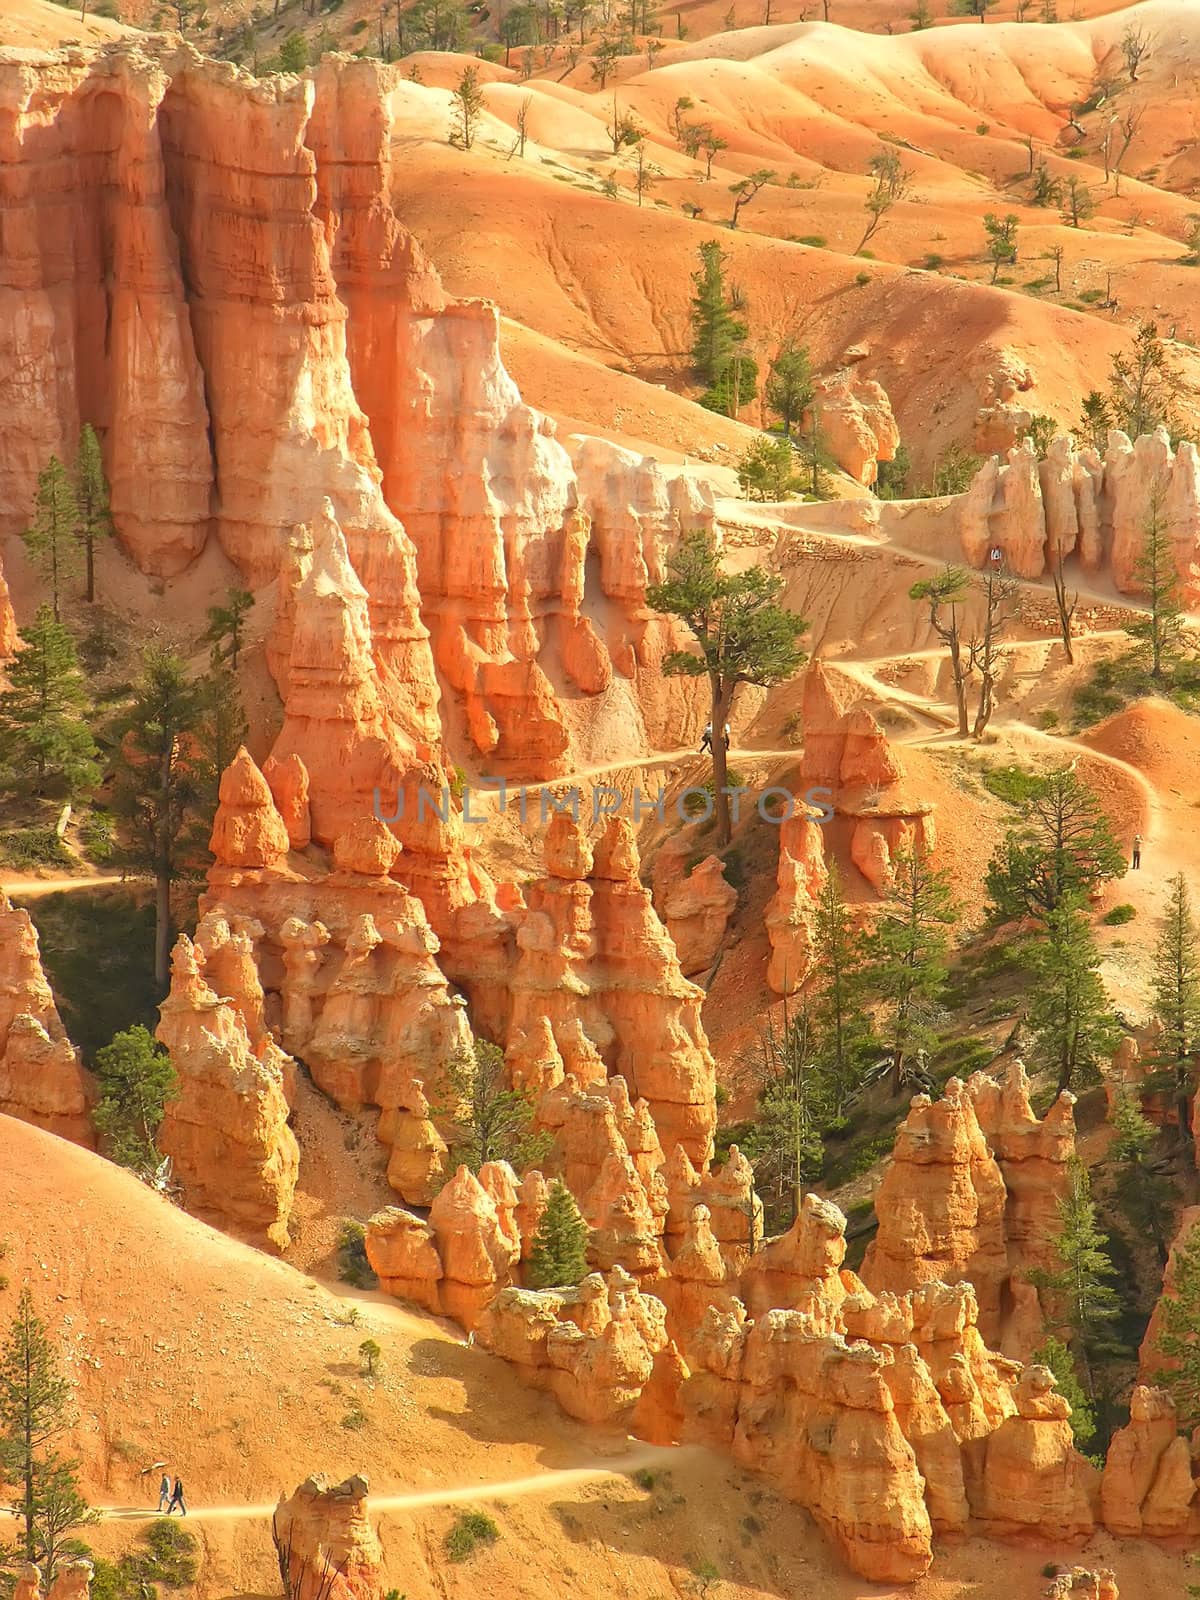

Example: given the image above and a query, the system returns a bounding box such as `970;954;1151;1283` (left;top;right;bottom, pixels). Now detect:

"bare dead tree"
968;562;1017;739
910;567;973;738
509;94;533;158
1112;101;1145;196
1120;21;1154;82
1050;545;1078;664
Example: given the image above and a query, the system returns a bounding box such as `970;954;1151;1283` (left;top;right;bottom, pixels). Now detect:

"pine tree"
22;458;81;623
647;529;807;847
112;646;207;990
982;212;1019;282
736;437;802;501
450;63;486;150
1030;1157;1122;1401
202;588;254;672
1109;321;1174;439
910;566;971;737
1155;1218;1200;1429
690;240;745;390
1030;1333;1097;1450
527;1180;590;1288
1127;488;1186;680
72;424;113;605
0;606;99;797
810;863;870;1113
1079;391;1113;453
986;766;1124;928
440;1039;550;1173
1022;902;1120;1092
92;1024;178;1174
861;849;958;1094
1109;1089;1173;1263
763;341;814;438
754;1004;836;1226
0;1288;95;1581
1149;872;1200;1149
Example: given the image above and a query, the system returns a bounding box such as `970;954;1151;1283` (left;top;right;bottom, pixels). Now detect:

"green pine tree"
736;436;802;501
985;765;1124;928
754;1004;836;1227
1149;871;1200;1150
112;646;207;990
72;424;113;605
22;457;81;623
0;1287;95;1582
690;240;751;403
0;606;99;797
861;849;958;1094
440;1039;550;1174
527;1180;590;1288
1109;1089;1173;1264
202;588;254;672
1030;1333;1097;1450
647;528;807;846
92;1024;178;1174
1022;902;1120;1092
1030;1157;1122;1402
763;341;815;438
1154;1217;1200;1429
810;863;870;1114
1127;488;1186;680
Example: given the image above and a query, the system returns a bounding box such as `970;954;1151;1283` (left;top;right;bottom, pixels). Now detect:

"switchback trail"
1;872;127;899
94;1445;685;1524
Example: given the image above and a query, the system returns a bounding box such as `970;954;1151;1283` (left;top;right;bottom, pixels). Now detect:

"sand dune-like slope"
0;0;127;47
383;4;1200;473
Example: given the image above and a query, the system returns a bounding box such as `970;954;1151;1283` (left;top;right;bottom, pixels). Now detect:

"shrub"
81;809;115;863
922;252;944;269
854;271;871;286
981;763;1041;806
1102;903;1136;926
444;1510;500;1562
0;828;72;869
1037;708;1060;729
341;1405;368;1430
795;233;827;247
976;121;990;135
634;1468;657;1491
337;1219;377;1289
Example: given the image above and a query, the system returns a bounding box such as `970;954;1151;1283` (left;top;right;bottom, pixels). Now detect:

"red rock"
659;854;735;978
272;1474;383;1600
427;1165;520;1331
1101;1385;1185;1535
209;748;291;871
364;1206;443;1314
156;936;298;1252
1140;1206;1200;1383
975;1364;1097;1539
262;753;312;851
0;893;95;1148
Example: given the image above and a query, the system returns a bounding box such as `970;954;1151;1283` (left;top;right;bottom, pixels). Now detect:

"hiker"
167;1477;187;1516
1132;833;1142;870
157;1474;171;1514
699;722;712;753
723;721;731;748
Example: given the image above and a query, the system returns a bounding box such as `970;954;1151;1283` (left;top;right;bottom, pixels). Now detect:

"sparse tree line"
2;441;255;992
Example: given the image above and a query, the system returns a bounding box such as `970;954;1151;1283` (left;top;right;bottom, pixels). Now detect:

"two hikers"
157;1474;187;1516
699;721;731;754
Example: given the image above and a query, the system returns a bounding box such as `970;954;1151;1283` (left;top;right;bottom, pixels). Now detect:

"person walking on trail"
1132;833;1142;870
699;722;712;753
157;1473;171;1513
167;1478;187;1516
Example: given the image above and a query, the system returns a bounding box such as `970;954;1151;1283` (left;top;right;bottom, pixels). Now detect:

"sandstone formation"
156;935;299;1252
657;854;736;978
765;662;933;993
1139;1205;1200;1384
862;1065;1077;1353
1042;1570;1119;1600
427;1165;521;1330
1101;1385;1195;1536
975;1364;1098;1538
0;893;94;1148
15;1562;95;1600
806;370;900;487
959;428;1200;600
272;1474;383;1600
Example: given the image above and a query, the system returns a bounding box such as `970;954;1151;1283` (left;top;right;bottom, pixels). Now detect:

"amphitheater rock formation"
960;428;1200;598
0;892;95;1148
272;1474;383;1600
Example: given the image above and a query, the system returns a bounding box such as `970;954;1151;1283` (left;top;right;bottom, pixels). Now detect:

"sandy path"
95;1444;683;1524
1;872;127;898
